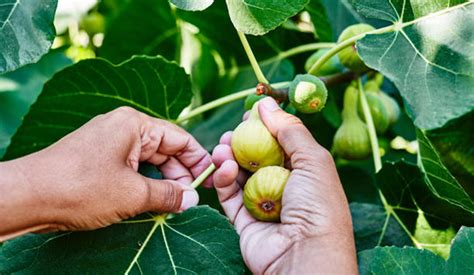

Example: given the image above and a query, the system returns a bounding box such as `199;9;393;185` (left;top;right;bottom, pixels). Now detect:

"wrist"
267;232;358;274
0;158;50;241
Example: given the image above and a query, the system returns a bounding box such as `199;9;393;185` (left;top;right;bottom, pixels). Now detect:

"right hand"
212;97;357;274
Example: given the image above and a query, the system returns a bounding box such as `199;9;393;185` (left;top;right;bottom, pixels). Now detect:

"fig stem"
307;25;394;75
237;30;269;84
176;81;290;124
191;163;216;189
357;78;382;172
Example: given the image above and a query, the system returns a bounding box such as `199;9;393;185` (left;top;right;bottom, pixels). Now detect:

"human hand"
212;98;357;274
0;107;212;241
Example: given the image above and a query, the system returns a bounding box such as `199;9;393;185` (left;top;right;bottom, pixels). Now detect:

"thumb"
258;97;329;168
141;177;199;213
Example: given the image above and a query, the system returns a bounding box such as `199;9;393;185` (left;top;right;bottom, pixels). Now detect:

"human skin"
0;107;213;242
212;97;358;274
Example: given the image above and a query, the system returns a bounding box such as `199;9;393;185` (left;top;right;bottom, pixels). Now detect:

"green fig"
243;166;290;222
358;92;390;134
333;85;371;160
289;74;328;114
337;24;375;72
231;103;284;172
304;49;342;76
80;12;105;35
244;94;266;111
379;92;400;125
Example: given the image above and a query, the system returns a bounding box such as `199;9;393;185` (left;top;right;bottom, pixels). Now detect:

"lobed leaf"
358;226;474;274
4;56;193;160
0;0;57;74
225;0;309;35
354;0;474;130
169;0;214;11
0;206;245;274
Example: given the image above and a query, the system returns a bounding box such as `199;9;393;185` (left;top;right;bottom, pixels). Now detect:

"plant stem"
357;78;382;172
308;25;394;75
176;81;291;124
237;31;269;84
274;42;335;60
191;163;216;189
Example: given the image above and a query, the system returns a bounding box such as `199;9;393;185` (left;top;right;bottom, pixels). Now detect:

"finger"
219;131;233;145
258;97;329;170
212;144;249;187
141;119;213;184
141;177;199;213
159;157;193;185
242;111;250;121
213;160;256;234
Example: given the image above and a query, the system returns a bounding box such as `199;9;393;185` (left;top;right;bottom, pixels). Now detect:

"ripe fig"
304;49;342;76
337;24;375;72
333;85;371;160
243;166;290;222
358;92;390;134
244;94;266;111
289;74;328;114
231;103;284;172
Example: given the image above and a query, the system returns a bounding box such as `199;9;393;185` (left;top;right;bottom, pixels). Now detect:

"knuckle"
160;181;182;212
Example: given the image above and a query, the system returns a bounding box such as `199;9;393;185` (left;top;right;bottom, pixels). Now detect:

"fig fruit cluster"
231;102;290;222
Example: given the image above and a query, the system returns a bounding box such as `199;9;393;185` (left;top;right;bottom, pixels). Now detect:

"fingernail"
180;190;199;211
260;97;280;111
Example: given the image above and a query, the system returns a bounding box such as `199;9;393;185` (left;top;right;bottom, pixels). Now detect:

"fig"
80;12;105;35
337;24;375;72
364;79;401;126
358;92;390;134
289;74;328;114
243;166;290;222
244;94;266;111
231;103;284;172
333;85;371;160
304;49;342;76
379;92;400;125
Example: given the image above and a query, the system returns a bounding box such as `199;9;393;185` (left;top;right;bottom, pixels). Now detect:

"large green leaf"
425;112;474;197
358;226;474;275
169;0;214;11
99;0;179;63
417;128;474;215
0;50;72;158
0;206;245;274
378;161;474;227
4;56;193;160
375;161;474;257
355;1;474;130
225;0;309;35
350;202;412;252
0;0;57;74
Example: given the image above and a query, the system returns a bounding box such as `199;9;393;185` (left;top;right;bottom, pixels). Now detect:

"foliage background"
0;0;473;273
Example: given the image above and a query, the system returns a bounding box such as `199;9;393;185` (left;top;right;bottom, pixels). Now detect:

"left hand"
0;107;213;241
